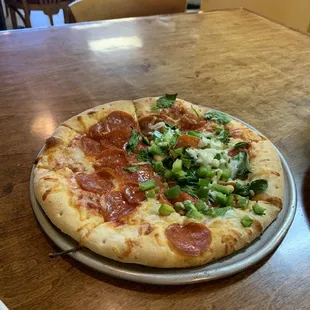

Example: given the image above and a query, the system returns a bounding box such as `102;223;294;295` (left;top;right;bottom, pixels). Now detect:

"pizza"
33;95;284;268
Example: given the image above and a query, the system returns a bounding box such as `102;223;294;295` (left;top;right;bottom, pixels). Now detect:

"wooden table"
0;9;309;310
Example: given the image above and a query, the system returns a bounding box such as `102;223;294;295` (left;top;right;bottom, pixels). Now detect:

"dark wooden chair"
6;0;72;28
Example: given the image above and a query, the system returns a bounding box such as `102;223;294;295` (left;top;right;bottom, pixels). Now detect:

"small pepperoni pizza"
34;95;284;268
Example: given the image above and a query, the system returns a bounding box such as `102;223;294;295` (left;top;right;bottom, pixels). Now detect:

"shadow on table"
302;167;310;228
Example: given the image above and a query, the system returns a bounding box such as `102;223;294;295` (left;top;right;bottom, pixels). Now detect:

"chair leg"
63;8;69;24
9;7;18;29
24;9;32;27
47;13;54;26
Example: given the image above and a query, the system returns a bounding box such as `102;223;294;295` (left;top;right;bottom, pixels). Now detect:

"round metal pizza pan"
29;114;297;285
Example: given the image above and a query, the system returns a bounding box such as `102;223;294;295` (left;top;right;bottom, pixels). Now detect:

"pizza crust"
34;97;285;268
63;100;136;133
83;199;279;268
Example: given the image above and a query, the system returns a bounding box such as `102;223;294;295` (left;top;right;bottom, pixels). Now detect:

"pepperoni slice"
81;136;103;155
103;191;137;222
175;135;201;149
179;114;206;131
94;148;129;170
138;115;176;137
166;101;187;120
123;183;146;204
165;222;212;256
103;111;137;132
76;170;114;194
100;129;131;150
88;122;106;141
121;164;154;183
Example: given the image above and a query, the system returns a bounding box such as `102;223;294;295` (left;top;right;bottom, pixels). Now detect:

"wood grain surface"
0;9;310;310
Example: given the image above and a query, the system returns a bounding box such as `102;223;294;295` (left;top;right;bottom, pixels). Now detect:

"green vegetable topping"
197;186;209;200
152;93;178;112
191;105;200;118
139;179;156;191
197;167;215;179
164;169;173;180
215;125;224;134
217;129;230;144
212;183;234;195
172;159;182;172
252;203;266;215
158;204;175;216
149;144;164;156
183;201;203;219
153;161;164;173
234;182;250;196
196;200;208;212
241;215;253;227
236;195;249;209
220;168;231;181
123;165;140;173
249;179;268;194
213;206;233;217
126;129;141;154
198;179;210;187
136;149;152;163
173;170;187;179
232;151;251;180
143;136;150;145
171;147;184;158
146;189;156;198
234;179;269;197
165;186;181;199
226;194;234;207
180;185;199;198
215;192;227;207
204;111;232;124
187;131;203;139
234;142;249;149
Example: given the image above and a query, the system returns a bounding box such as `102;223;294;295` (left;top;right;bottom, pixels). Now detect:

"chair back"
69;0;187;23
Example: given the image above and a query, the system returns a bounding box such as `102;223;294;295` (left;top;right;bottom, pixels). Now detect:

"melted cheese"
186;148;228;169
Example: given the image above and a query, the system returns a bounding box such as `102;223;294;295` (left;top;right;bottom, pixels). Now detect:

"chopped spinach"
126;128;141;154
232;151;251;180
234;142;249;149
216;129;230;144
151;93;177;112
204;110;232;124
249;179;268;194
136;149;152;163
234;182;250;196
123;165;140;173
180;185;199;198
234;179;268;196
